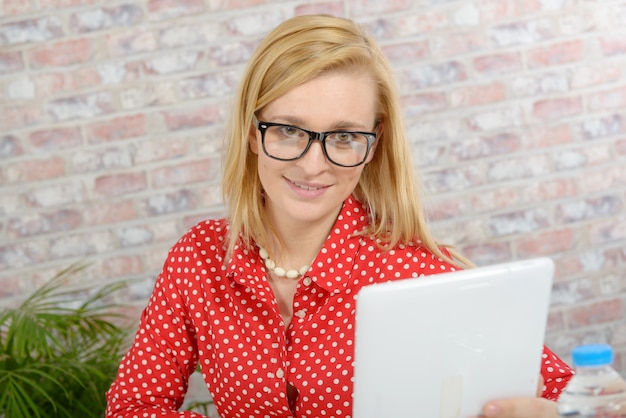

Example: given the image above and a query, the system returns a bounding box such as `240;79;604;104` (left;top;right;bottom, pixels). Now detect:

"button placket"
294;276;314;321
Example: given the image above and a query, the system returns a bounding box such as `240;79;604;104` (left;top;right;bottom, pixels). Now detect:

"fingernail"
484;403;501;417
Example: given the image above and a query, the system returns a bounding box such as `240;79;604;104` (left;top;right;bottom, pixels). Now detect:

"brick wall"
1;0;625;375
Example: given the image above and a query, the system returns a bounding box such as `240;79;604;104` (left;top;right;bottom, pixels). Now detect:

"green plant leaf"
0;261;135;418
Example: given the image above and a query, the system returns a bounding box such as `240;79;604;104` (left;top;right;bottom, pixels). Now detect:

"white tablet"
352;257;555;418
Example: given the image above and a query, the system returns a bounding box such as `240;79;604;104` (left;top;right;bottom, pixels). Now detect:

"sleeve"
105;236;204;417
540;345;574;401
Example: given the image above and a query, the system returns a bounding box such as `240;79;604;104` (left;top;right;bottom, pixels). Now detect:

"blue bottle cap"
571;344;613;367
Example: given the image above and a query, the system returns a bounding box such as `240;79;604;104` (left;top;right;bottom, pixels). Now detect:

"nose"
296;139;330;173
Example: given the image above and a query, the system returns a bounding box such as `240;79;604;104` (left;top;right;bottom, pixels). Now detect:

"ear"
248;122;259;155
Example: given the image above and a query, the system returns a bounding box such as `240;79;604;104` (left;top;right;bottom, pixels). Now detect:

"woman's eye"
281;126;299;136
336;133;353;141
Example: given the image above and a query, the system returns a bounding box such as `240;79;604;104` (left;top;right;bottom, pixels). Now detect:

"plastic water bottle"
557;344;626;417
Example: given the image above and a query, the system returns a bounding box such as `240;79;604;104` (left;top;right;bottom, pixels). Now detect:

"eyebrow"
266;115;372;131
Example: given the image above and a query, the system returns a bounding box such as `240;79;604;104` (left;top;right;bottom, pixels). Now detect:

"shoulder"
158;218;230;290
356;237;460;278
178;218;229;242
167;218;229;259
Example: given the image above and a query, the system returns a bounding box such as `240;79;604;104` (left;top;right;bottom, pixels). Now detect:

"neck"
260;222;332;276
261;197;345;270
263;231;325;272
264;211;340;269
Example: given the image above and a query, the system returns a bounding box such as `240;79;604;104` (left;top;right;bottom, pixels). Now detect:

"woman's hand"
472;374;559;418
476;397;559;418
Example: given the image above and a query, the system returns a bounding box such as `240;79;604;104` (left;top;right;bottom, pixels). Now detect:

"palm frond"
0;261;135;418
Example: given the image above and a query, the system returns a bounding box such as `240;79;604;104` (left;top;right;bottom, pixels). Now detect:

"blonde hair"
222;14;471;268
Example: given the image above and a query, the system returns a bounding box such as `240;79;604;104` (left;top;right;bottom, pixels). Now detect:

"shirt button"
276;368;285;379
294;309;306;319
302;277;312;286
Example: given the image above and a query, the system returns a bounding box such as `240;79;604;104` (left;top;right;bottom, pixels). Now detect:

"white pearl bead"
285;269;300;279
258;246;311;279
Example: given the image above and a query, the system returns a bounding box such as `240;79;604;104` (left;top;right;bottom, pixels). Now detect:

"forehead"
261;70;378;129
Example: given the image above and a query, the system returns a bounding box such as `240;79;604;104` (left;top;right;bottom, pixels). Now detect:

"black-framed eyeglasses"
256;121;377;167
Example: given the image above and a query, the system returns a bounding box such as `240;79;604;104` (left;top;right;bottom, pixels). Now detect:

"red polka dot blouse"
106;196;573;417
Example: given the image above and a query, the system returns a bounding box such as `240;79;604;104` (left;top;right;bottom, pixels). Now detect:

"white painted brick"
511;73;569;97
120;87;145;109
97;62;128;84
227;10;286;36
578;115;623;140
46;92;114;121
0;192;21;215
559;13;595;35
71;4;143;32
158;22;220;47
489;19;553;46
145;51;201;74
0;241;46;269
7;76;35;99
452;3;480;26
539;0;567;12
0;17;63;44
554;149;588;170
118;226;154;247
26;181;85;208
74;8;108;30
400;61;466;89
71;148;133;172
488;154;550;181
179;71;240;99
49;230;115;259
488;208;549;236
467;106;523;131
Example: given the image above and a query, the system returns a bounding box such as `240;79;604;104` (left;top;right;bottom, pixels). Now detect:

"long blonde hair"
222;14;471;268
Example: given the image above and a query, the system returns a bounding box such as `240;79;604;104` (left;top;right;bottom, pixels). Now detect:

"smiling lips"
287;177;328;192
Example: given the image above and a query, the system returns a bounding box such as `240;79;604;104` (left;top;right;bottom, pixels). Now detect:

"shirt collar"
306;195;370;293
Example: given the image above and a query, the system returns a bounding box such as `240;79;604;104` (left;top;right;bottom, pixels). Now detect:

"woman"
106;14;572;418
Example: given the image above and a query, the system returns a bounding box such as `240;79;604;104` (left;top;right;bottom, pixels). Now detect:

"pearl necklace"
259;247;310;279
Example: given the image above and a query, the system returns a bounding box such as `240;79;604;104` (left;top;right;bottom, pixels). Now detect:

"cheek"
256;153;279;182
339;166;365;188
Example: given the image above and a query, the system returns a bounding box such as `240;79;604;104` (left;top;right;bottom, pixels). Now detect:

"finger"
478;397;558;418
